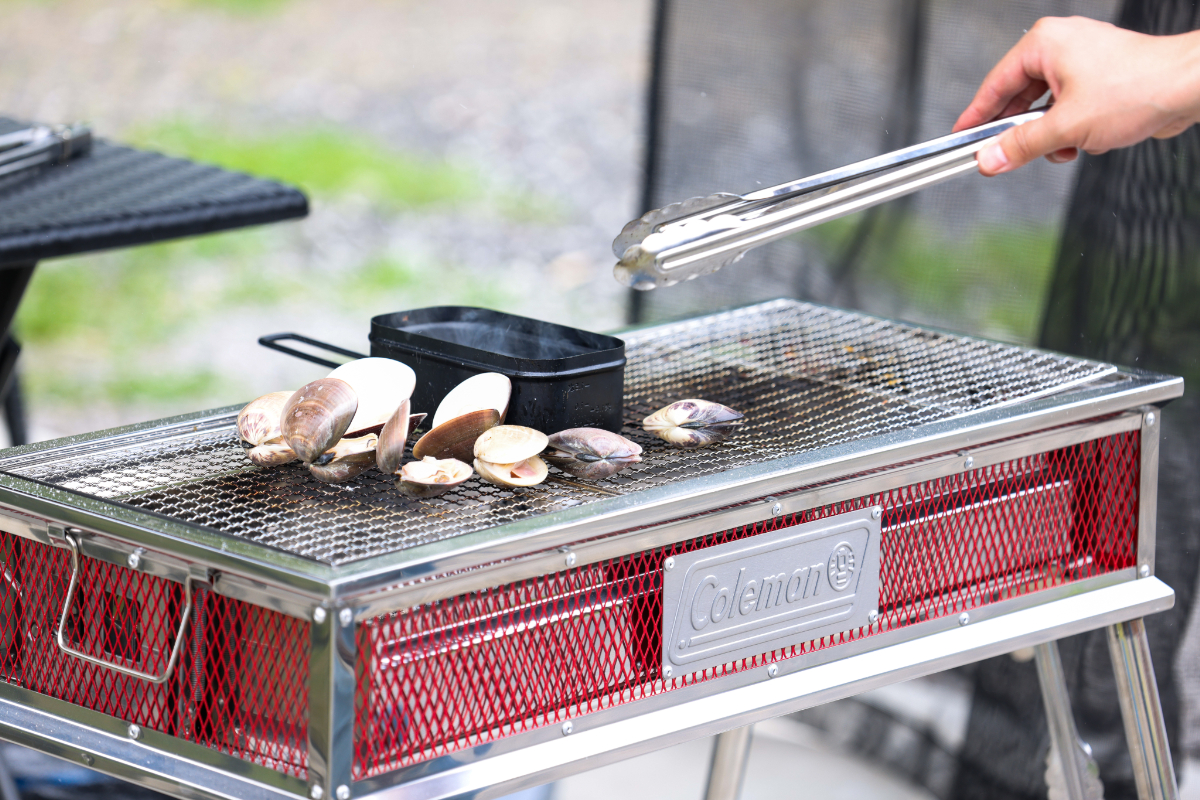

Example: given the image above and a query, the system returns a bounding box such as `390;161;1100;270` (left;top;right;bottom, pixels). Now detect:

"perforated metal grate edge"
0;300;1115;565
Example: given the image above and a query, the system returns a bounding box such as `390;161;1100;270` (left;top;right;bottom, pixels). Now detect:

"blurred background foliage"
2;0;1062;442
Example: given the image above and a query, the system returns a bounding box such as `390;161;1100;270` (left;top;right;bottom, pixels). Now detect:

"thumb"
977;114;1066;176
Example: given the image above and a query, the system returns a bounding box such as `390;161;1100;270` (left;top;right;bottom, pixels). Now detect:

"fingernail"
978;143;1011;174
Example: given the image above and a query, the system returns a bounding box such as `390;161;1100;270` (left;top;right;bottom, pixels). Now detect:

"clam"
413;408;501;463
308;434;378;484
409;373;511;463
396;456;473;498
545;428;642;480
238;390;300;466
473;425;549;487
238;391;292;446
643;399;744;448
281;378;358;463
375;399;411;475
327;358;417;436
431;373;511;429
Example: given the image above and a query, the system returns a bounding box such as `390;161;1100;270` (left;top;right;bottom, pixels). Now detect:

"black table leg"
0;261;37;447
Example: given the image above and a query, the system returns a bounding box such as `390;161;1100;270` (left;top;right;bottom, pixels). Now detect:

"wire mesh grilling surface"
0;300;1114;565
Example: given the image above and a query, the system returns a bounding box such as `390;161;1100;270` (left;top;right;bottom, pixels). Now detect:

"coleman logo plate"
661;508;881;676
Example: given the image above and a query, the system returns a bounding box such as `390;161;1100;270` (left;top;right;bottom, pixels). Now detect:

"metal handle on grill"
55;532;194;685
613;108;1047;290
258;332;367;369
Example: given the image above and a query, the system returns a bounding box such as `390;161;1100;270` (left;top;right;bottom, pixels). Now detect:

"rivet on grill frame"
126;549;143;569
339;608;353;627
565;551;577;568
312;607;327;625
664;557;675;571
868;609;879;625
771;502;782;517
663;666;673;678
127;724;141;740
871;507;882;521
1146;412;1156;426
958;613;970;626
336;786;351;800
562;721;574;736
963;456;975;470
767;664;779;678
310;785;324;800
1140;564;1151;578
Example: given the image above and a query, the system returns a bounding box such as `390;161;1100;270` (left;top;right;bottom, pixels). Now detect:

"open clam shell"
281;378;358;463
328;357;417;436
308;434;378;484
396;456;473;498
247;441;298;467
643;399;743;448
238;391;293;446
474;425;550;487
413;408;501;463
546;428;642;480
375;399;411;475
431;373;511;430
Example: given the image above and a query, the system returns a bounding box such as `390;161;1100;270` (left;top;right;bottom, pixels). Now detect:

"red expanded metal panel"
0;532;310;778
354;432;1140;776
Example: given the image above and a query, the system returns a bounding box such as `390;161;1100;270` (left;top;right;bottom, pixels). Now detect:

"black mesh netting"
632;1;1200;798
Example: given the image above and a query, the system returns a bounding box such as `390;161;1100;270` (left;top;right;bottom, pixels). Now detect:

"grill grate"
353;431;1140;775
0;300;1114;565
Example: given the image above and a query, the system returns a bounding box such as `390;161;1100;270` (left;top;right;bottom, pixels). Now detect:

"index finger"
953;34;1046;131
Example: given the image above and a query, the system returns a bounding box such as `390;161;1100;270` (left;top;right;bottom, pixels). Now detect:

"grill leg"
1035;641;1103;799
703;725;753;800
1107;619;1179;800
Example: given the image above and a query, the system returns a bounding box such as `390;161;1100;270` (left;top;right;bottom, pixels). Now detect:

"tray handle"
55;532;193;685
258;332;367;369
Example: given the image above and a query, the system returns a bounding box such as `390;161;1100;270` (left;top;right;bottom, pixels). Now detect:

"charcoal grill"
0;299;1182;800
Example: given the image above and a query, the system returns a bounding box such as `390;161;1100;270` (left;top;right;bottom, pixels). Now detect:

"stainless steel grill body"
0;299;1181;800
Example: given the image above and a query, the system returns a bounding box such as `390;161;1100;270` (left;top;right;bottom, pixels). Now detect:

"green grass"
27;367;227;406
130;120;479;210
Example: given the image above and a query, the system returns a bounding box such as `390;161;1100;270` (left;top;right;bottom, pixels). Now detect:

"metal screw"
80;753;94;766
127;724;141;740
338;607;353;627
871;507;882;521
310;785;324;800
767;664;778;678
771;502;782;517
663;666;673;678
127;550;142;569
312;607;327;625
964;456;975;470
868;610;879;625
678;640;687;650
336;786;351;800
562;721;574;736
958;613;970;626
1140;564;1151;578
1146;412;1156;426
565;551;577;568
664;557;675;571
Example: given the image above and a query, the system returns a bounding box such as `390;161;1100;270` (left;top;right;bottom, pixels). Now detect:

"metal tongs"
0;123;93;181
613;108;1046;290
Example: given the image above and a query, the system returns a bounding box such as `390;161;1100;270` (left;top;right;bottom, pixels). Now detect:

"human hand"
953;16;1200;175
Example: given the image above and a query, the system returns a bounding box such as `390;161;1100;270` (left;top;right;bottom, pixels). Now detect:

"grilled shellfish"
474;425;548;487
545;428;642;480
396;456;473;498
281;378;359;463
643;399;743;448
239;390;300;466
308;434;378;483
